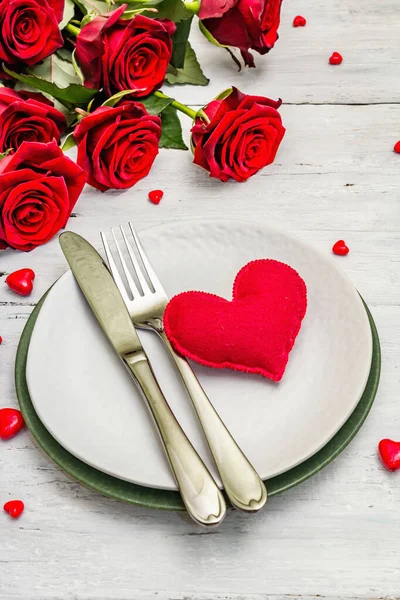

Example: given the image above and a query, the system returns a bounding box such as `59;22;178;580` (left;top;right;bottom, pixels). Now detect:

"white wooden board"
1;0;400;597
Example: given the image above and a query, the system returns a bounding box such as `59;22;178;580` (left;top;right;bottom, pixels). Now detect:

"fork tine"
120;225;151;294
110;228;141;298
128;222;162;292
100;231;131;305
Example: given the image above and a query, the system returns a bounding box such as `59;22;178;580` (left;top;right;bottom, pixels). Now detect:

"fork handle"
124;352;226;527
159;332;267;512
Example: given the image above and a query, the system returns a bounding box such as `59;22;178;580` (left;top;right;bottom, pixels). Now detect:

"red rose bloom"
200;0;283;66
75;4;175;98
0;0;64;67
73;102;162;192
0;141;86;251
0;88;66;153
191;87;285;182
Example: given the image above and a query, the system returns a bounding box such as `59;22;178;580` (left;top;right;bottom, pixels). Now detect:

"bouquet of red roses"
0;0;285;251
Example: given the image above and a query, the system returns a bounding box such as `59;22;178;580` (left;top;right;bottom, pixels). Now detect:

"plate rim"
15;289;381;511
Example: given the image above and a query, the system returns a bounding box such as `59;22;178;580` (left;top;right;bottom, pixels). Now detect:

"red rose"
0;88;66;154
200;0;283;66
0;141;86;251
75;5;175;98
0;0;64;66
191;87;285;182
73;101;162;192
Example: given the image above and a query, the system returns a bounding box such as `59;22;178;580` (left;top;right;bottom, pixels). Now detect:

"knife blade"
59;231;226;527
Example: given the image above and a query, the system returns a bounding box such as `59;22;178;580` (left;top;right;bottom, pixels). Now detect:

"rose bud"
74;101;162;192
0;88;66;154
75;5;176;98
191;87;285;182
0;141;86;251
199;0;283;67
0;0;63;67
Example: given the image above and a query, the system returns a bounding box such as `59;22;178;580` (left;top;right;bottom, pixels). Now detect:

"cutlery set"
60;226;267;527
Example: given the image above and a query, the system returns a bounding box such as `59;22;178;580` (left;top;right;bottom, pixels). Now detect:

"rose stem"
154;91;197;120
65;23;81;37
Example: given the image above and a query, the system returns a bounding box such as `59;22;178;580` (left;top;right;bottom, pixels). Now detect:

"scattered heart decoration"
148;189;164;204
4;500;24;519
293;15;306;27
394;141;400;154
332;240;349;256
329;52;343;65
0;408;25;440
164;260;307;382
378;439;400;471
5;269;35;296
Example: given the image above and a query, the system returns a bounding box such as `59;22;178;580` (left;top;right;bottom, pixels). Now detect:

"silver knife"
59;231;226;527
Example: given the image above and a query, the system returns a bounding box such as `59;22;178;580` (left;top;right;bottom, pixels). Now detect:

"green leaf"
56;47;73;62
147;0;193;22
3;65;98;110
80;13;94;26
70;0;87;12
117;0;164;12
214;88;233;101
120;8;154;17
78;0;111;14
61;132;77;152
159;105;188;150
12;67;75;125
0;148;14;159
60;0;76;29
87;98;96;112
170;16;192;68
116;0;164;5
165;42;209;86
101;89;138;106
71;49;84;83
30;54;81;88
140;94;174;115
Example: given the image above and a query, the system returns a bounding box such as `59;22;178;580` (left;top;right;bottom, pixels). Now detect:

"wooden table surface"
1;0;400;598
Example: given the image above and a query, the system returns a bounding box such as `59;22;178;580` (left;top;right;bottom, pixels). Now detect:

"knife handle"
123;350;226;527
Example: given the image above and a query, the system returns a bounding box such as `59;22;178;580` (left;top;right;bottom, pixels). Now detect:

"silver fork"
101;223;267;512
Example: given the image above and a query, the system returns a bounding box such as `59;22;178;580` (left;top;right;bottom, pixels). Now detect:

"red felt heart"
5;269;35;296
0;408;25;440
4;500;24;519
378;439;400;471
164;260;307;381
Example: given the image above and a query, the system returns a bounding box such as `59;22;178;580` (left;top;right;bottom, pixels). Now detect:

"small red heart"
378;439;400;471
394;141;400;154
6;269;35;296
332;240;349;256
0;336;2;344
4;500;24;519
148;189;164;205
0;408;25;440
329;52;343;65
164;260;307;381
293;15;306;27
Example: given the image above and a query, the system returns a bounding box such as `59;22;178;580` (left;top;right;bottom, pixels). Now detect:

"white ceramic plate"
26;219;373;491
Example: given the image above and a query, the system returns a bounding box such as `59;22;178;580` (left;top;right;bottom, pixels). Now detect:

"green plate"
15;292;381;511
